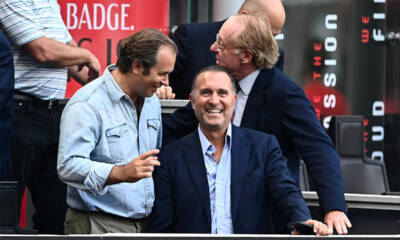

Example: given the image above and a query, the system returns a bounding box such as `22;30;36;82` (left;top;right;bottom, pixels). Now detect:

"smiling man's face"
190;70;237;132
133;45;176;97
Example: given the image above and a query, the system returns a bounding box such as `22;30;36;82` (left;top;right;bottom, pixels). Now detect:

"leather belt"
14;91;68;109
69;207;146;223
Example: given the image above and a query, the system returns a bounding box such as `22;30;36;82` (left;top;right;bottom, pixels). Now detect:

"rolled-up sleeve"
0;0;45;46
57;101;113;195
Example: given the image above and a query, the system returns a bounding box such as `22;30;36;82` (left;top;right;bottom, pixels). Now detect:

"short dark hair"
191;65;236;94
116;28;177;75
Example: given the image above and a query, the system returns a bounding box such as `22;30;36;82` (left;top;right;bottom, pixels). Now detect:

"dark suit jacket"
163;68;346;217
169;21;285;99
148;126;311;233
0;30;14;181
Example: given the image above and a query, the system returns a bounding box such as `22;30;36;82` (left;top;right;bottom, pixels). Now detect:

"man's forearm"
24;36;96;68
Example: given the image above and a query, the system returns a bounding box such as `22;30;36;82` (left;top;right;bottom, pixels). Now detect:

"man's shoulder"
186;20;222;30
145;94;161;107
258;68;304;96
178;20;223;38
67;78;108;107
233;126;277;144
161;131;196;153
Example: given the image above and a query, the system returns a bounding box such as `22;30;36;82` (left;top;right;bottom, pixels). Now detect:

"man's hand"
292;219;332;236
306;219;332;236
106;149;160;185
324;210;352;235
156;85;175;99
77;53;101;83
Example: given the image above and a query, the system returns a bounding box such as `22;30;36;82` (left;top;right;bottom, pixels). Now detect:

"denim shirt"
198;124;233;234
57;65;162;219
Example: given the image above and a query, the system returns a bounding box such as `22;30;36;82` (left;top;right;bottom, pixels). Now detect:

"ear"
238;9;249;15
234;92;238;102
189;93;195;107
240;49;253;64
131;60;144;75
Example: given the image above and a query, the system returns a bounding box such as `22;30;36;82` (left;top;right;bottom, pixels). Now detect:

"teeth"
207;109;222;113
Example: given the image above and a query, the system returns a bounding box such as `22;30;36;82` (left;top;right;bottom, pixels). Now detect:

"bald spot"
238;0;286;35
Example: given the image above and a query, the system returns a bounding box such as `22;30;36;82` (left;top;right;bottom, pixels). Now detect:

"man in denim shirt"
57;29;177;234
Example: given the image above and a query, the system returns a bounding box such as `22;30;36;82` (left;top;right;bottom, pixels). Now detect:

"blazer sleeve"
147;151;175;233
280;77;346;215
263;135;312;223
162;102;199;146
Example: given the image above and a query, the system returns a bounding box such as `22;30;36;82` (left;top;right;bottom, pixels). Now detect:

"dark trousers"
11;98;67;234
0;31;14;181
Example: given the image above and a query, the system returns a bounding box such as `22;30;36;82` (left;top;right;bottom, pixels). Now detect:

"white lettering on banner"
78;4;92;30
324;59;337;66
372;126;384;141
371;151;384;161
107;3;118;30
325;14;337;30
323;94;336;108
321;14;338;126
121;4;130;30
323;116;332;129
372;101;384;116
323;73;336;87
373;29;385;41
93;4;105;30
325;37;337;52
66;3;134;31
371;101;385;159
67;4;78;29
312;14;339;126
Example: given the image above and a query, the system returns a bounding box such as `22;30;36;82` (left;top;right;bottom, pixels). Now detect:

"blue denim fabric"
58;65;162;219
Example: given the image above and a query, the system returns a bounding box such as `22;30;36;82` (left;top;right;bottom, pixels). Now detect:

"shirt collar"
198;123;232;156
238;69;260;96
104;64;127;103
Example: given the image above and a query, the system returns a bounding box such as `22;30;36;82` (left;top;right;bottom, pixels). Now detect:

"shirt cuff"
84;162;114;195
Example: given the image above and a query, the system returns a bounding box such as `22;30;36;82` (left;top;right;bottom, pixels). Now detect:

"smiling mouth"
207;109;223;113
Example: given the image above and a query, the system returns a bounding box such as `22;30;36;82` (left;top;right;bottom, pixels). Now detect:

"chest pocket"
147;119;160;149
105;123;131;162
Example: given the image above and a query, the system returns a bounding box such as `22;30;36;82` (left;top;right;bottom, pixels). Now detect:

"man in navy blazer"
163;0;285;100
148;65;331;235
162;13;352;234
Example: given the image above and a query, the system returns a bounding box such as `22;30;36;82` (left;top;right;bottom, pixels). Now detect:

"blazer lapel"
230;126;251;222
183;131;212;226
241;69;274;129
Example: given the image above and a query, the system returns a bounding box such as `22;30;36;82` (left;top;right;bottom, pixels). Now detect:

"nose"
210;41;218;53
208;92;220;105
161;74;169;86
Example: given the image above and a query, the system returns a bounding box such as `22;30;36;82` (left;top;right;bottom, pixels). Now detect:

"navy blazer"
169;20;284;99
163;67;346;216
148;126;311;233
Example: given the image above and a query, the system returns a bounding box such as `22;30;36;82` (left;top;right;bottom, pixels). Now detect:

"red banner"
57;0;170;97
